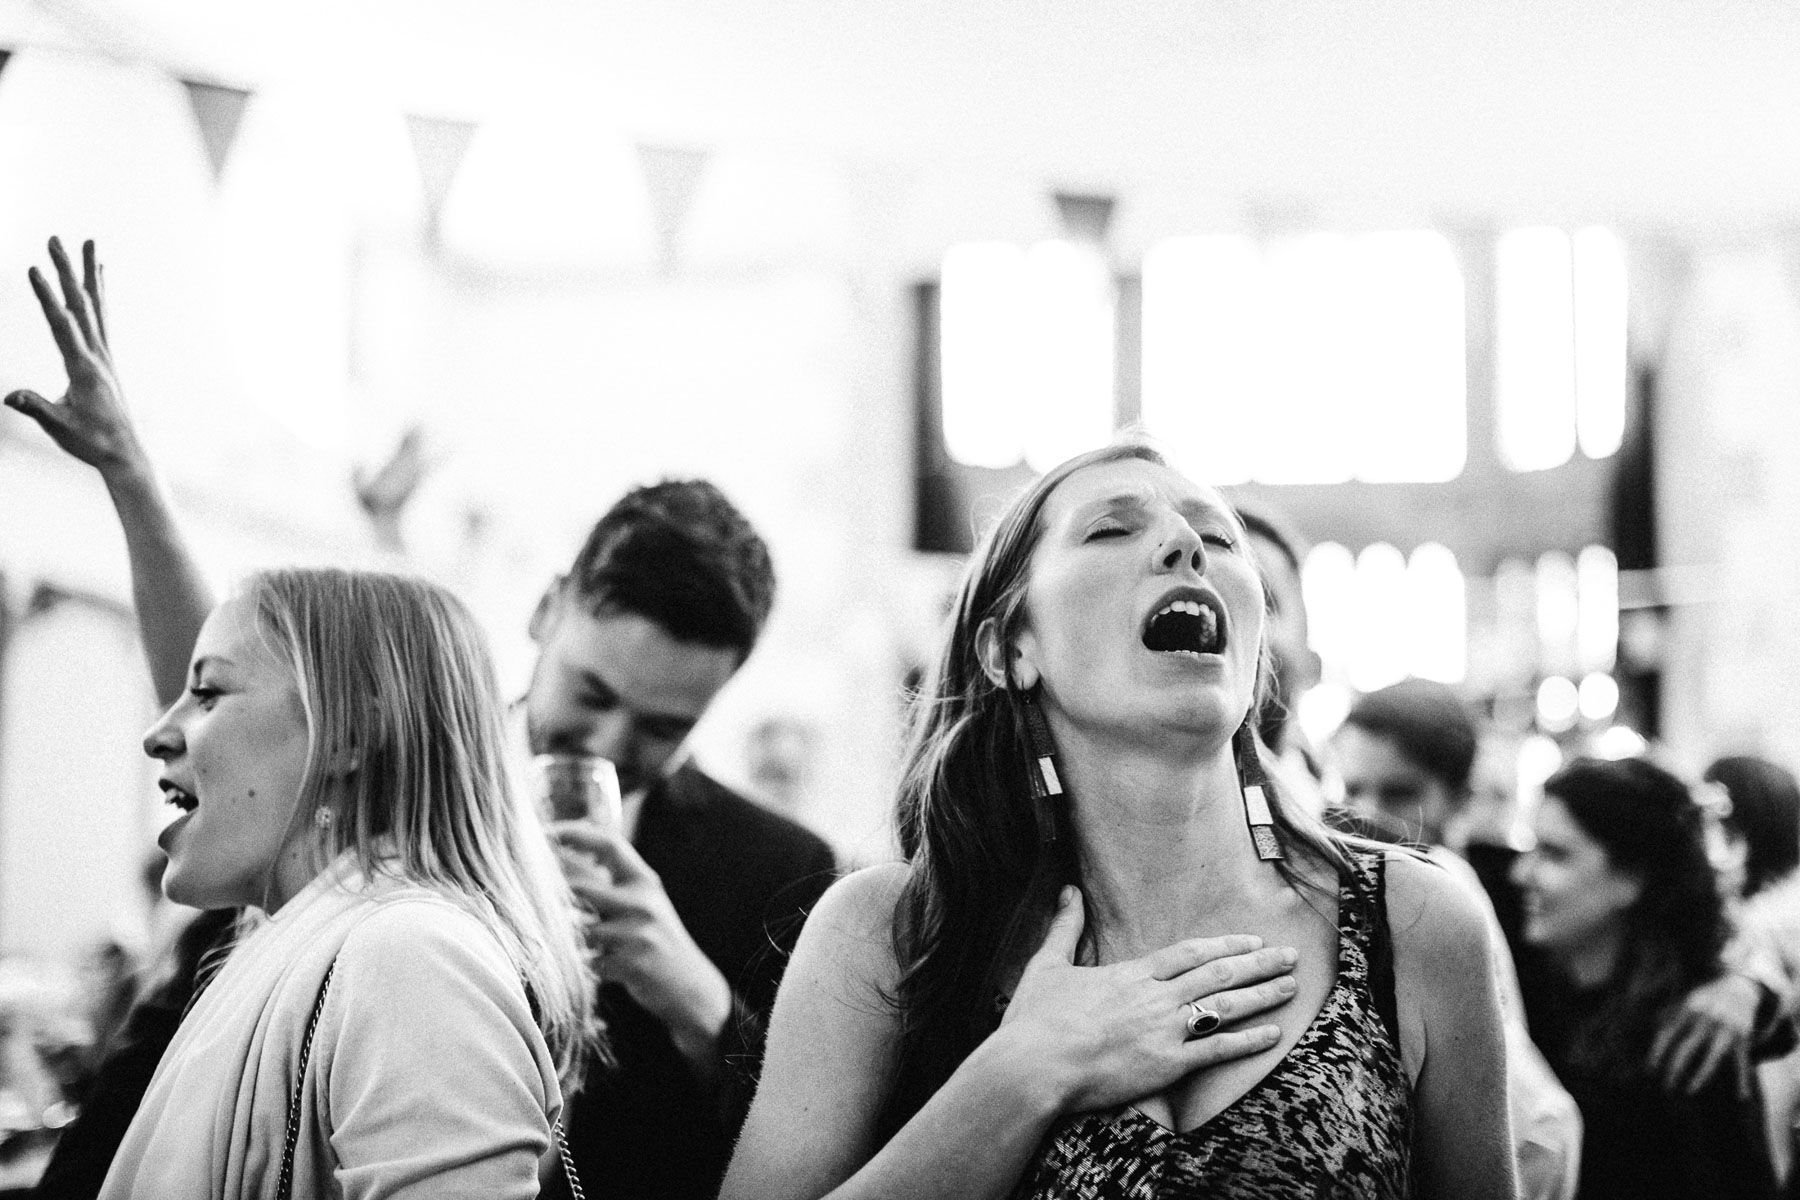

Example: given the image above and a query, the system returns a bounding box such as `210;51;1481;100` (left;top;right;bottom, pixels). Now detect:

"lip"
1139;584;1230;655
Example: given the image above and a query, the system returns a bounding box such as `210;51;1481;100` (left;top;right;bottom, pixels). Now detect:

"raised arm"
4;237;212;705
722;865;1298;1200
1388;852;1519;1200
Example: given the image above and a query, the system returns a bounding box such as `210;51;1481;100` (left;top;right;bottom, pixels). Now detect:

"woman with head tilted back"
723;443;1514;1199
97;569;596;1199
1513;757;1779;1200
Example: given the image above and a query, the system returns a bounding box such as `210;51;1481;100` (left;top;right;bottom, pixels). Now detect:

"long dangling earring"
1020;689;1064;800
1234;724;1284;862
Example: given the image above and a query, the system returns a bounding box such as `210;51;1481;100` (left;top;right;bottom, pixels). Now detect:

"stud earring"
313;806;333;831
1233;724;1284;862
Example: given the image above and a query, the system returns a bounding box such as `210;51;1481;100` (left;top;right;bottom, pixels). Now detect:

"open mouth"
1142;594;1227;656
160;781;198;813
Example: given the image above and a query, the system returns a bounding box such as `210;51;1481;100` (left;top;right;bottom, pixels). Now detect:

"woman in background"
98;568;596;1199
723;442;1513;1199
1513;756;1778;1200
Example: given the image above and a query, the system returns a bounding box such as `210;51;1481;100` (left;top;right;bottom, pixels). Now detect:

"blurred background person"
1513;756;1780;1200
1705;754;1800;1190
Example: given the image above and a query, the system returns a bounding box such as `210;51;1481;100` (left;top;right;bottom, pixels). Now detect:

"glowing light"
1408;543;1467;683
1348;232;1466;483
1497;227;1576;472
1578;672;1620;722
1573;227;1628;460
1591;724;1648;760
1577;545;1619;672
1536;551;1580;675
1301;542;1358;686
1536;675;1580;732
1257;235;1355;484
1140;235;1262;485
1297;682;1354;755
1351;543;1410;693
939;242;1030;468
1518;734;1565;795
1021;240;1116;473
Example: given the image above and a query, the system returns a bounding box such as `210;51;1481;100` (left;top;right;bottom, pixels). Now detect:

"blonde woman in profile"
96;568;597;1199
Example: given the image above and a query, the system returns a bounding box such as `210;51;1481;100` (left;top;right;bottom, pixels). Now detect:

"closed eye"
187;685;221;711
1085;525;1131;542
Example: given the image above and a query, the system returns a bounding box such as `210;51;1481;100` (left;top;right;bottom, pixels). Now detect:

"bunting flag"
405;114;479;240
636;143;709;273
181;80;252;183
1053;191;1117;245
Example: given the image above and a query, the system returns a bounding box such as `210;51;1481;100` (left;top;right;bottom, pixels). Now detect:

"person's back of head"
1228;495;1318;752
1704;754;1800;898
564;478;776;661
245;567;597;1081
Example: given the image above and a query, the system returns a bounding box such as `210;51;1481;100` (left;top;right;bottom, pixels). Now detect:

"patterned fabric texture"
1011;850;1412;1200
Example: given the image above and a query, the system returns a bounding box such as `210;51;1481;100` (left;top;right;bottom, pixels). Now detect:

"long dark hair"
878;440;1349;1140
1705;754;1800;899
1543;756;1729;1074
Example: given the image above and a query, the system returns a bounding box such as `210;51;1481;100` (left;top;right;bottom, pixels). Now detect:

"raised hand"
4;237;145;474
997;886;1297;1114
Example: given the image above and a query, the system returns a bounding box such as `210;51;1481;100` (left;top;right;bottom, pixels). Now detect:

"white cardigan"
98;859;562;1199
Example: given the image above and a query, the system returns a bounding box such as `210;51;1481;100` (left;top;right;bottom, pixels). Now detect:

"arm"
722;865;1297;1200
321;902;559;1200
1387;852;1518;1200
4;237;212;706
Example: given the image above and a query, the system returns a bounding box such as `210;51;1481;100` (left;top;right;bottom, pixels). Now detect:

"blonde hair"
243;567;598;1084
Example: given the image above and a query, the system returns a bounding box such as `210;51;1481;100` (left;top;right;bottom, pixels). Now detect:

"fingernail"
1277;976;1297;995
1059;885;1076;905
1258;1024;1281;1042
1278;947;1298;966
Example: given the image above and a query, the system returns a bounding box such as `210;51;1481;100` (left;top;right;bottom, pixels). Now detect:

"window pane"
1140;235;1262;485
1021;240;1116;472
1574;227;1628;460
1350;233;1466;483
1497;227;1576;472
940;242;1029;468
1408;543;1467;683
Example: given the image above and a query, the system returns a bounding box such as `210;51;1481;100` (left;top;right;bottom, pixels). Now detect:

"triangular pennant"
636;144;710;272
1054;191;1117;245
405;114;479;237
181;80;253;183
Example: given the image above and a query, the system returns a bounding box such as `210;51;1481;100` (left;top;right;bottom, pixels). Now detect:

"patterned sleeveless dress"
1010;850;1412;1200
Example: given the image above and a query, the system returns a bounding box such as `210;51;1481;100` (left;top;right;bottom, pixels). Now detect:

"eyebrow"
1073;492;1245;535
189;655;238;681
573;667;696;728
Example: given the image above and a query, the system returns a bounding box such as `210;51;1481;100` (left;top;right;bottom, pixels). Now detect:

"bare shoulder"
784;862;915;1006
1381;850;1492;965
809;861;913;942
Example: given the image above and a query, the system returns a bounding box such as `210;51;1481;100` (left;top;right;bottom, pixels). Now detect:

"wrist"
973;1020;1075;1121
100;453;160;501
662;960;733;1068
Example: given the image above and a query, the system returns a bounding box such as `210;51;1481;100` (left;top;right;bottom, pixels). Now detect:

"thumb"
3;390;52;423
1031;885;1086;966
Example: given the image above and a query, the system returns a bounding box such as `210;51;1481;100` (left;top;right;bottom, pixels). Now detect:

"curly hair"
566;479;775;660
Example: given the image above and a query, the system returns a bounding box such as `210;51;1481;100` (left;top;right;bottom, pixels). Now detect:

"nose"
142;702;184;762
543;709;632;764
1153;519;1206;576
1509;851;1535;890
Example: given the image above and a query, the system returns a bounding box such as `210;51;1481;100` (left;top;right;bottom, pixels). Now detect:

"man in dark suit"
529;481;836;1199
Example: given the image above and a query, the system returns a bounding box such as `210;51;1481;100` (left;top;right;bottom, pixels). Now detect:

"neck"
1556;927;1626;990
1055;724;1282;961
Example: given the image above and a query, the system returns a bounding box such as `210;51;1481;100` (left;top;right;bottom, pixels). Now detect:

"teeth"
1155;599;1206;619
160;783;198;812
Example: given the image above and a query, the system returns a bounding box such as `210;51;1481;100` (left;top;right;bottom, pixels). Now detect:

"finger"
1030;886;1085;966
28;268;83;365
1657;1024;1710;1093
48;237;100;352
550;819;625;858
1144;933;1266;981
1168;945;1300;998
83;240;108;349
1678;1033;1732;1096
1180;1022;1283;1070
3;390;58;429
1737;1046;1753;1100
576;830;656;884
1647;1016;1682;1075
1189;974;1299;1027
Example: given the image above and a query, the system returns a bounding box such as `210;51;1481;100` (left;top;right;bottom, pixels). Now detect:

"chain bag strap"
277;961;337;1200
273;959;585;1200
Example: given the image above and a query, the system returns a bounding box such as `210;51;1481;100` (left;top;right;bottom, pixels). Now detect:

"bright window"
1573;227;1628;459
1497;228;1577;472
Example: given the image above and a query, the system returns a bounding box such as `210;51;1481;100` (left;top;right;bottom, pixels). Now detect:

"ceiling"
10;0;1800;236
